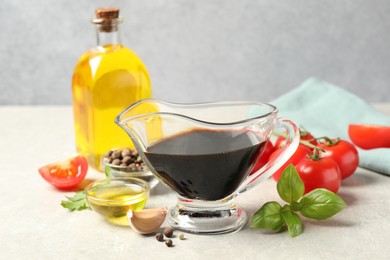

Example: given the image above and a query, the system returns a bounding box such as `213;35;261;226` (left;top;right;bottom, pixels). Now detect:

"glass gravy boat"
115;99;299;234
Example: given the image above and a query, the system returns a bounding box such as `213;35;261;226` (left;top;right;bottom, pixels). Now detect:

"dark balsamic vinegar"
144;129;265;200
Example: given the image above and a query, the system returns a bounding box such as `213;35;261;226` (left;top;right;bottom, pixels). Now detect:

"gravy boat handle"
238;118;300;194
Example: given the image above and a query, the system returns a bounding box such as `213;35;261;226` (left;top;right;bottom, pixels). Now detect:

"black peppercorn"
121;148;132;158
155;233;164;242
111;150;122;159
163;227;174;238
122;156;132;165
112;158;121;165
165;239;173;247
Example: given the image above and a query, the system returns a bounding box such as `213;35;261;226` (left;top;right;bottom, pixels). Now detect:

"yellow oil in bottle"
87;185;148;226
71;8;152;170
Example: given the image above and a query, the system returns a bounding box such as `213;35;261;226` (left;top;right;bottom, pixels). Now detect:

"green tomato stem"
272;132;325;152
307;147;322;161
314;136;340;146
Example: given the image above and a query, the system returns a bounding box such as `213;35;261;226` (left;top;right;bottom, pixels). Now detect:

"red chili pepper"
348;124;390;150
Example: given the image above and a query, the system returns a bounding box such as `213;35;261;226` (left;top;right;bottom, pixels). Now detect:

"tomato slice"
348;124;390;150
39;156;88;188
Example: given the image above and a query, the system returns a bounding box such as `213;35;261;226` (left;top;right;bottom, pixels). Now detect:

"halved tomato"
348;124;390;150
38;155;88;188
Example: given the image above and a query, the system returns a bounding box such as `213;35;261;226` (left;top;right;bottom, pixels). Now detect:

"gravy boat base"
167;195;247;235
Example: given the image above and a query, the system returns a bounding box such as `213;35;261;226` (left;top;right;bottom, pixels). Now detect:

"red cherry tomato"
300;131;318;145
275;130;317;149
348;124;390;150
250;140;276;175
270;144;311;181
39;155;88;189
295;156;342;194
274;136;287;149
317;139;359;180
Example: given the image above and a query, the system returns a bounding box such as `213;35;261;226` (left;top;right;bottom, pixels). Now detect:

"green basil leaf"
277;164;305;204
290;201;302;212
250;202;285;231
64;191;85;202
61;190;90;211
299;188;347;220
280;209;303;238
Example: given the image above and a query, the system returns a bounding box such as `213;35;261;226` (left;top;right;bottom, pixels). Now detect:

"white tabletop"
1;104;390;259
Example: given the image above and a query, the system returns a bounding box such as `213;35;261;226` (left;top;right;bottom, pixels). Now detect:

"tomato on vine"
317;138;359;179
295;150;342;194
275;128;317;149
270;144;311;181
250;140;276;175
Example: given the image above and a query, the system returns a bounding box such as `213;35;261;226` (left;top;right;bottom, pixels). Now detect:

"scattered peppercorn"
165;239;173;247
163;227;174;238
154;229;187;248
155;233;164;242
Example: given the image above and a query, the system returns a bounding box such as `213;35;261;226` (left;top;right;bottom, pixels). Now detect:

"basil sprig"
250;164;346;237
61;166;112;211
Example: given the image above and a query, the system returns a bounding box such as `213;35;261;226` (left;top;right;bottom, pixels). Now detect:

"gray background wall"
1;0;389;105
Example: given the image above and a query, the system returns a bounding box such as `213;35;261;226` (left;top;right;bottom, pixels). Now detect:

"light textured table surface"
1;104;390;259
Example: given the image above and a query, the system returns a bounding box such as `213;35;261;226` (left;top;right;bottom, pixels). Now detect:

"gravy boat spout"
115;98;299;235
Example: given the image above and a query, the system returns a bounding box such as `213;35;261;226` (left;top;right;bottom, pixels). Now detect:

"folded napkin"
271;78;390;175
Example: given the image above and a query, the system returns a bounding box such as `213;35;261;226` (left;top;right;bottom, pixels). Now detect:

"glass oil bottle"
71;8;152;170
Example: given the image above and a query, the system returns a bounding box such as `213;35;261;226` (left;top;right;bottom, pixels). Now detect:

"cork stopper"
93;8;121;32
95;8;119;19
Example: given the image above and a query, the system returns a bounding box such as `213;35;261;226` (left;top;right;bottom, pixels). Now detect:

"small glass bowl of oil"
85;177;150;226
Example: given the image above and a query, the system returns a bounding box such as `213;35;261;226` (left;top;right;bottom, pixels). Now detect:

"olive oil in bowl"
86;177;150;226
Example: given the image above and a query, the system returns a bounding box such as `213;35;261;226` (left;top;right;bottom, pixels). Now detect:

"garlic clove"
127;208;168;234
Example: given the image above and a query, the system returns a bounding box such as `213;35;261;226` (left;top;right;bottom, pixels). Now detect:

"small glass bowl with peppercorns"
101;147;159;189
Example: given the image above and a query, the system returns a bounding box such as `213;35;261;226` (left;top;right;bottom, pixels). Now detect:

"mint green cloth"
271;78;390;175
